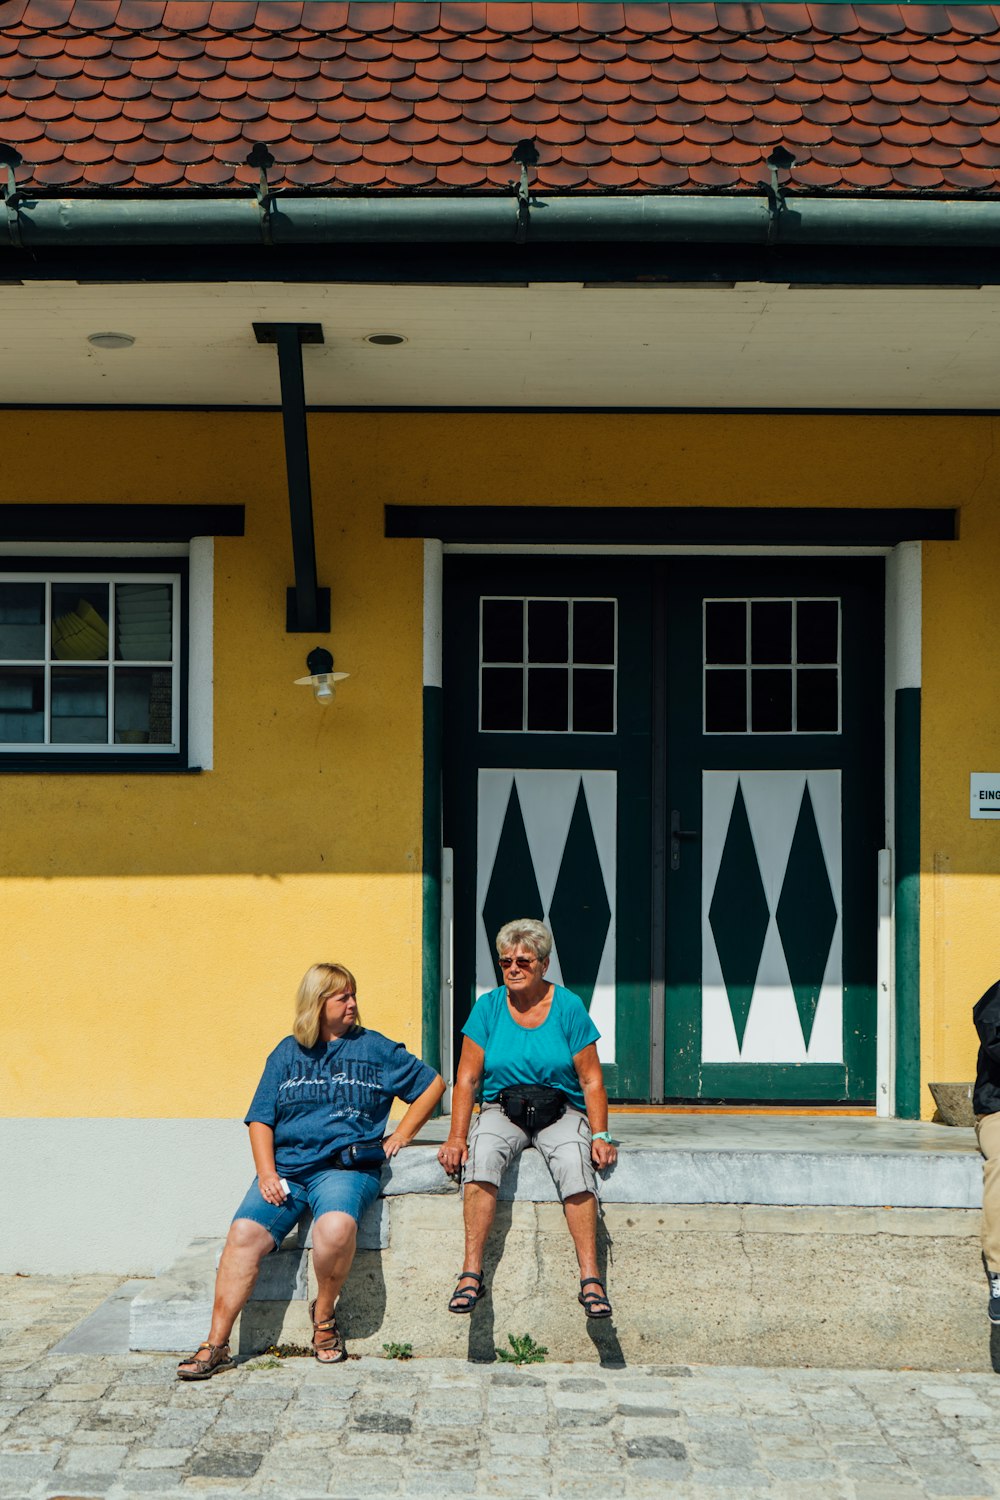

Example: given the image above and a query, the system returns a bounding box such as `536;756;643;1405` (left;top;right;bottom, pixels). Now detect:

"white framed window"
0;565;184;758
479;595;617;734
703;596;842;735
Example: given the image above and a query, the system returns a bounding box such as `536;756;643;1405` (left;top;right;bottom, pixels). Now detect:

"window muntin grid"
480;596;617;734
0;572;181;752
703;597;841;735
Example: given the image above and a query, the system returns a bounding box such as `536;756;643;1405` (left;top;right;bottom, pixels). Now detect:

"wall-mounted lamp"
294;646;349;706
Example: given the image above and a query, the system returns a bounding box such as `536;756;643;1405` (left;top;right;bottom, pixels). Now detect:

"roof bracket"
511;140;539;246
253;321;330;633
764;146;796;245
246;143;277;247
0;146;23;250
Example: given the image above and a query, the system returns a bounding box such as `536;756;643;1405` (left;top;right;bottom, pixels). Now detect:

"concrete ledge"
128;1198;992;1372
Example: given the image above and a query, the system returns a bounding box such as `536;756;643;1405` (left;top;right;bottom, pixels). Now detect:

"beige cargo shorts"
464;1100;598;1201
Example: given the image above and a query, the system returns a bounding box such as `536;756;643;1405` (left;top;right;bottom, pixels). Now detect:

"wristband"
592;1131;615;1144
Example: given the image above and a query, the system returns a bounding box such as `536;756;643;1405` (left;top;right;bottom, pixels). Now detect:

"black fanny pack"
333;1142;387;1171
498;1085;567;1134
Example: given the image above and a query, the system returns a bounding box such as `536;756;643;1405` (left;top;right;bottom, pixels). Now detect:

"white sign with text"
970;774;1000;818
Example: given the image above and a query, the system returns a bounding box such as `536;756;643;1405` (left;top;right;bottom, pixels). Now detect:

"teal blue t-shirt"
462;984;600;1111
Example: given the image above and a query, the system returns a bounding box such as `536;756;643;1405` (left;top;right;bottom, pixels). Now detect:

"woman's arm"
436;1036;485;1176
573;1043;618;1170
248;1121;288;1204
383;1073;446;1157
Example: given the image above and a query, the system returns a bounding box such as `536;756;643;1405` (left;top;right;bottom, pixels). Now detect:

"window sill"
0;757;203;774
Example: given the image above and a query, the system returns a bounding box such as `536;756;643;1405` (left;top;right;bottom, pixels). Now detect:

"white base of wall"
4;1119;252;1275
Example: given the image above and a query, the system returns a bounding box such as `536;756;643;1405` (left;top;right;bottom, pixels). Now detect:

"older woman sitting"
177;962;444;1377
437;918;617;1319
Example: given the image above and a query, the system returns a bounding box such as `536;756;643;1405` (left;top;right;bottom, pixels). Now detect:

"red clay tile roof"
2;2;1000;192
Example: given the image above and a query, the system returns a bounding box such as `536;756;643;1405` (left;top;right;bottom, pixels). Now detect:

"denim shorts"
232;1166;381;1250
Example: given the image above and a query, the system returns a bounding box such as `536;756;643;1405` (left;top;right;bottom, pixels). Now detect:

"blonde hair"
495;918;552;962
292;962;358;1048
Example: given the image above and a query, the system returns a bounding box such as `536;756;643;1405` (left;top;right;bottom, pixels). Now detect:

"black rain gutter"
5;193;1000;249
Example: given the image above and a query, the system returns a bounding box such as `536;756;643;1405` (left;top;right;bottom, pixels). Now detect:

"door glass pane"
705;670;747;732
115;668;173;745
572;668;614;732
0;583;45;659
573;600;615;664
751;669;792;732
481;667;522;731
0;667;44;742
51;668;108;743
482;599;523;663
527;600;568;663
751;601;792;663
797;669;839;732
51;584;110;662
705;602;746;664
797;600;839;664
116;584;173;662
527;667;568;731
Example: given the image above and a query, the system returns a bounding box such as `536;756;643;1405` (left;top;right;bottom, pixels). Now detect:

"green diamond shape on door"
548;781;611;1010
775;783;838;1049
482;780;544;987
708;781;770;1050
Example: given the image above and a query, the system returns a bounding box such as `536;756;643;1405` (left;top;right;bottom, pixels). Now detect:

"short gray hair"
495;918;552;962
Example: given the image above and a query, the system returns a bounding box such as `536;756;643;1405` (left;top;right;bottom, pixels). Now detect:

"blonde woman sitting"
177;962;444;1377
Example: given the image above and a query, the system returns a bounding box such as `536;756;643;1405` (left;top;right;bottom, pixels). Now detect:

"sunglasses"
498;956;537;970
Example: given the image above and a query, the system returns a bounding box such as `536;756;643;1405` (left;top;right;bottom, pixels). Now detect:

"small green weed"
245;1356;282;1371
495;1333;548;1366
382;1342;414;1360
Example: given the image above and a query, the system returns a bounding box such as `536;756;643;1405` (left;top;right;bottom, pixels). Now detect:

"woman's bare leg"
177;1218;274;1371
563;1190;600;1281
310;1211;359;1322
460;1181;498;1279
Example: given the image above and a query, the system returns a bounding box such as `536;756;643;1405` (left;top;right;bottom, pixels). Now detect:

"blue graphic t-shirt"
462;985;600;1112
245;1027;437;1176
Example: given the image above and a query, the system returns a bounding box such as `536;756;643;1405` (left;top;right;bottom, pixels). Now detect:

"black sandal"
578;1277;613;1319
176;1341;235;1380
448;1269;484;1314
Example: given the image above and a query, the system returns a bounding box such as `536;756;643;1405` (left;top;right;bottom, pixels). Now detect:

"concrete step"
122;1128;983;1374
128;1196;993;1372
122;1121;989;1370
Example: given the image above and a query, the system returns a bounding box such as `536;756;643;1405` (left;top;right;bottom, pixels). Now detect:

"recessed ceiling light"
87;331;136;350
365;333;407;346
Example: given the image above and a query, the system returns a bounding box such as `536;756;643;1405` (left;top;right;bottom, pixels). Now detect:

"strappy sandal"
578;1277;613;1319
176;1341;235;1381
448;1269;484;1314
308;1298;346;1363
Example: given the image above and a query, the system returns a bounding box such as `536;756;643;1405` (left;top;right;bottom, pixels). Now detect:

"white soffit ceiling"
0;280;998;409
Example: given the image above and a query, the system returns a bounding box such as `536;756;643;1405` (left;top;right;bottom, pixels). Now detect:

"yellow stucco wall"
1;409;998;1119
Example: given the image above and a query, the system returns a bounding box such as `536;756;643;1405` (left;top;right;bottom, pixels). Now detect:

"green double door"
442;555;884;1104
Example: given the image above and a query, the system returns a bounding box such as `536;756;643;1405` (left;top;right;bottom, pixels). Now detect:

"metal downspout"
252;321;330;634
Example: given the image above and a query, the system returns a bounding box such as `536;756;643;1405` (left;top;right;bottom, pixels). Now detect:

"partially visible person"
974;980;1000;1327
437;918;617;1320
177;962;444;1377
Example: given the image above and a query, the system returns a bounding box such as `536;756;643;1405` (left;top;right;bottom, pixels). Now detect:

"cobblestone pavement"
2;1276;1000;1500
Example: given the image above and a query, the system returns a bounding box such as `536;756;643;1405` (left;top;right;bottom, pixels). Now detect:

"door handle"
670;809;699;872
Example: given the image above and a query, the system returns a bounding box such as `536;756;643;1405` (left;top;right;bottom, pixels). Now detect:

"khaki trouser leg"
975;1112;1000;1273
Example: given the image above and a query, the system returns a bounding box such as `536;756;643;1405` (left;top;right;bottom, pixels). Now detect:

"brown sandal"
309;1298;346;1363
177;1341;235;1381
